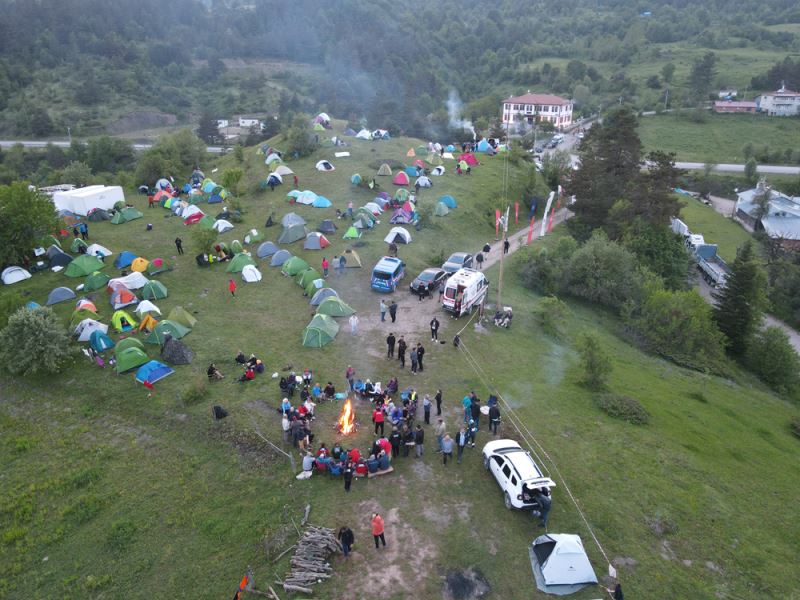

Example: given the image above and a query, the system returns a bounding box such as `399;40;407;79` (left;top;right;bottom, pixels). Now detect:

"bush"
577;333;611;390
182;379;208;406
596;394;650;424
0;307;73;375
191;228;218;255
746;327;800;396
106;519;137;552
536;296;571;338
518;236;577;295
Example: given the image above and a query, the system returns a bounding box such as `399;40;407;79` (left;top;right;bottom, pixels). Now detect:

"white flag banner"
540;191;555;236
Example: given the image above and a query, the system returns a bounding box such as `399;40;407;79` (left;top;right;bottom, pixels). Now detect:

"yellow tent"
131;257;150;273
138;314;158;333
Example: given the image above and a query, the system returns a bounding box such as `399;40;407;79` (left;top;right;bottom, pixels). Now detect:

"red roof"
713;101;757;109
504;93;570;106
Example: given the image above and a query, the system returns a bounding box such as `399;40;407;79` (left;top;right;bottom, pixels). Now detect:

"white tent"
415;176;432;188
108;272;149;290
265;153;282;165
316;112;330;122
315;160;335;172
384;226;412;244
2;266;32;285
181;205;204;219
442;152;455;160
431;165;445;176
213;219;234;233
296;190;318;205
241;264;262;283
52;185;123;216
85;243;112;257
355;129;371;140
530;534;598;596
273;165;294;176
74;318;108;342
363;202;383;215
134;300;161;316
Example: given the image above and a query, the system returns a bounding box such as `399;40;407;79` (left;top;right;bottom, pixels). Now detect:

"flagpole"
497;205;510;309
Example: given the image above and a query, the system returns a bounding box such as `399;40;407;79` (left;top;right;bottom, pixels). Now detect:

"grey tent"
281;212;306;227
46;286;76;305
317;220;337;234
87;209;111;222
45;245;64;260
270;249;292;266
256;241;279;258
310;288;339;306
278;223;308;244
49;249;73;267
161;336;195;365
529;534;598;596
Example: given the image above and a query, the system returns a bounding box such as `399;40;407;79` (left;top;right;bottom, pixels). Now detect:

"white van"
442;268;489;316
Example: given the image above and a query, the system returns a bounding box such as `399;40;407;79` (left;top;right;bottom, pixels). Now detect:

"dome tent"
146;258;172;276
144;320;191;345
281;256;310;276
304;278;327;297
74;319;107;342
89;330;115;353
302;314;339;347
278;223;308;244
115;347;149;374
116;337;144;354
415;176;432;188
297;268;321;289
270;250;292;266
226;253;256;273
377;163;393;176
384;226;412;244
2;266;31;285
351;174;362;185
256;241;279;258
141;280;168;300
439;195;458;208
161;336;195;365
304;232;330;250
312;196;332;208
281;212;306;227
135;360;175;384
213;219;234;233
114;251;137;269
85;271;110;292
434;202;450;216
317;296;355;317
315;160;335;172
431;165;445;176
530;534;598;595
85;243;112;258
46;286;76;305
244;229;264;244
310;287;339;306
317;220;337;234
392;171;410;186
135;300;161;316
166;306;197;329
111;310;138;332
131;257;150;272
64;255;104;278
70;237;88;253
241;264;262;283
273;165;294;176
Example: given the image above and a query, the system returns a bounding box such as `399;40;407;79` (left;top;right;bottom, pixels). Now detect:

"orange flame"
338;399;355;435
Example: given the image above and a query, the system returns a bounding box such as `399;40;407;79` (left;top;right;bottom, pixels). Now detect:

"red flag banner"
514;202;519;225
527;217;536;245
547;206;555;233
495;209;501;238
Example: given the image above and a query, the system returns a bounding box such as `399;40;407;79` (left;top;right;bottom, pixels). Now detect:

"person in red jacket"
371;513;386;549
322;257;329;277
228;279;237;297
372;407;385;436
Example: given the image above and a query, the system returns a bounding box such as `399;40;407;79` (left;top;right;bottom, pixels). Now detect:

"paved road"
0;140;227;154
674;162;800;175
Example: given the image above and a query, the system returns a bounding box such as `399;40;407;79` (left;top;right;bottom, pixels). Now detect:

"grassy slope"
679;197;753;262
1;127;799;599
638;113;800;164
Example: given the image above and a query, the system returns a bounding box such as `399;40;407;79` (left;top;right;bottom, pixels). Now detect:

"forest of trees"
0;0;798;139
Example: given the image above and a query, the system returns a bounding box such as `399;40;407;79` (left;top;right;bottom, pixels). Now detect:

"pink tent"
458;153;479;166
392;172;410;186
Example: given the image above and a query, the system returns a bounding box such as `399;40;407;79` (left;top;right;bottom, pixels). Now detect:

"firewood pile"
280;526;340;595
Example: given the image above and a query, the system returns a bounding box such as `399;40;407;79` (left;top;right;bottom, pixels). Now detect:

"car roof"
487;441;545;481
375;256;402;270
420;268;442;275
447;252;470;261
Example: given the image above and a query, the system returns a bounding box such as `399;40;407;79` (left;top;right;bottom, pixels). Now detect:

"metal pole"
497;205;510;309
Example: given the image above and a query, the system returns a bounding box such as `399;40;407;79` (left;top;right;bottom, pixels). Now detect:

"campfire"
336;399;356;435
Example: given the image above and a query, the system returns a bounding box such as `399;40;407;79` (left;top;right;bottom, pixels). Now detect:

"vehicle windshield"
417;271;435;281
374;271;391;280
447;254;464;264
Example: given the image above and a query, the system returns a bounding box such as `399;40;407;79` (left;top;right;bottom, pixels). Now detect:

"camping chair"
328;462;342;477
315;460;328;475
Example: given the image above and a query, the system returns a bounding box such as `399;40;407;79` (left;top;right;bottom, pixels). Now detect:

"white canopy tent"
52;185;123;216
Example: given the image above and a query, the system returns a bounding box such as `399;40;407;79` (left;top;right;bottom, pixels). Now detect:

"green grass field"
679;197;753;262
1;127;799;599
639;113;800;164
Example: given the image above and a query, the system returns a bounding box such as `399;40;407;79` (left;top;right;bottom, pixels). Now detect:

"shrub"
182;379;208;406
106;519;137;552
191;227;218;254
0;307;74;375
536;296;571;338
577;333;611;391
746;327;800;396
596;394;649;424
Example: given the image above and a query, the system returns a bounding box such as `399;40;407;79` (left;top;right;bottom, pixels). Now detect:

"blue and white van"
371;256;405;292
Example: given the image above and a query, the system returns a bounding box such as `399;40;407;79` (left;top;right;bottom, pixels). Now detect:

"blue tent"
312;196;332;208
351;174;362;185
135;360;175;384
182;183;191;193
477;139;491;152
439;195;458;209
89;330;115;353
404;166;419;177
114;251;137;269
202;181;216;193
208;194;223;204
446;144;455;152
287;190;301;199
25;301;41;310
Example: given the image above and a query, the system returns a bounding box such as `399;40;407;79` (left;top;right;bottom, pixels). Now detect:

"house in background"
216;119;229;129
736;180;800;249
501;92;573;130
713;100;757;114
756;84;800;116
238;116;262;128
718;88;738;99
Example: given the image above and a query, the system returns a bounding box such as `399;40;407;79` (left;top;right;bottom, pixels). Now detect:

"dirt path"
481;207;571;271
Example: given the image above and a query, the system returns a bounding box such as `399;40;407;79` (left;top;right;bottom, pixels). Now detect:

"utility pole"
664;88;669;112
67;127;71;144
496;205;510;309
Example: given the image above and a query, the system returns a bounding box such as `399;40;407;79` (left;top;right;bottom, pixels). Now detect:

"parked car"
441;252;473;274
482;439;556;510
410;267;448;296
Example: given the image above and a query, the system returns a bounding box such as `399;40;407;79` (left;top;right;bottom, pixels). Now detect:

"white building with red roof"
756;84;800;116
501;92;573;130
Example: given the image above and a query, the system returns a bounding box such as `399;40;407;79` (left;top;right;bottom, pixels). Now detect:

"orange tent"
138;314;158;333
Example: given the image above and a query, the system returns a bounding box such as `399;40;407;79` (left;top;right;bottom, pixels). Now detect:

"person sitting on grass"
235;350;247;365
238;366;255;382
386;377;398;396
254;359;265;374
247;353;258;368
303;397;316;419
207;363;224;380
311;382;322;399
323;381;336;401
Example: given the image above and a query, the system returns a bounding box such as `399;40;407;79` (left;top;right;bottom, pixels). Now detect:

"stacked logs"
281;526;340;595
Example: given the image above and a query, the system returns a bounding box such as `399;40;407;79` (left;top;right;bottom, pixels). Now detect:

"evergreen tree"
197;111;219;145
0;307;73;375
713;241;767;356
0;183;60;266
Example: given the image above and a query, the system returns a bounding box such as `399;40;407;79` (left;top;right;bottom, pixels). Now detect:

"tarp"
392;172;409;186
241;264;262;282
310;288;338;305
530;534;598;596
145;320;190;345
141;280;168;300
282;256;310;276
2;266;31;285
384;226;412;244
53;185;124;216
278;224;308;244
296;190;318;205
270;250;292;266
114;251;137;269
302;314;339;347
135;360;175;384
64;255;104;278
89;330;115;353
46;286;76;305
115;347;149;374
226;253;255;273
166;306;197;329
312;196;332;208
317;296;355;317
256;241;279;258
304;232;330;250
377;163;392;176
281;212;306;227
111;310;137;332
439;195;457;208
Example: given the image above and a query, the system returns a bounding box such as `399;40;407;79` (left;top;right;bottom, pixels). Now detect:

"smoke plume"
446;90;476;139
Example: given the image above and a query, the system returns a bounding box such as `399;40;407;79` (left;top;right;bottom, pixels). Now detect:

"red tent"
184;212;204;225
392;172;410;186
412;159;425;168
458;153;478;166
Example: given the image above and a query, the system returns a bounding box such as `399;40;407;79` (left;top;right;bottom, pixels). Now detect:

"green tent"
112;310;138;332
244;229;264;244
226;253;255;273
305;278;328;297
145;320;190;345
146;258;172;276
230;240;244;254
167;306;197;329
198;215;215;230
70;308;99;329
297;268;321;288
116;337;145;354
115;347;149;373
316;296;355;317
343;226;361;239
111;207;143;225
42;235;61;249
434;202;450;216
355;208;376;225
416;145;428;156
281;256;310;276
84;271;111;292
64;254;104;278
394;188;409;202
302;314;339;348
458;160;469;171
141;280;168;300
70;237;88;253
277;224;308;244
313;122;326;131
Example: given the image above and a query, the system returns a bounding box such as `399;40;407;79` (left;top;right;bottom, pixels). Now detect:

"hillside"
1;123;799;599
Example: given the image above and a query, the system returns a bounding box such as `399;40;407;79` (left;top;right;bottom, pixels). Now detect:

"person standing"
475;252;484;270
337;526;355;557
489;403;501;436
372;406;385;436
175;237;184;255
503;238;510;254
371;513;386;549
389;426;401;458
470;398;481;431
416;343;425;372
402;426;414;457
441;434;454;465
386;333;396;358
456;426;468;464
410;346;418;374
345;365;355;392
430;317;440;342
349;313;359;335
228;279;237;297
339;254;346;272
388;301;398;323
322;257;329;277
414;425;424;458
343;461;354;492
281;414;290;443
422;394;431;425
293;174;299;188
462;394;472;423
380;300;387;322
79;222;89;240
346;200;354;219
434;418;445;452
483;242;491;255
438;279;446;302
435;389;443;416
397;336;407;368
